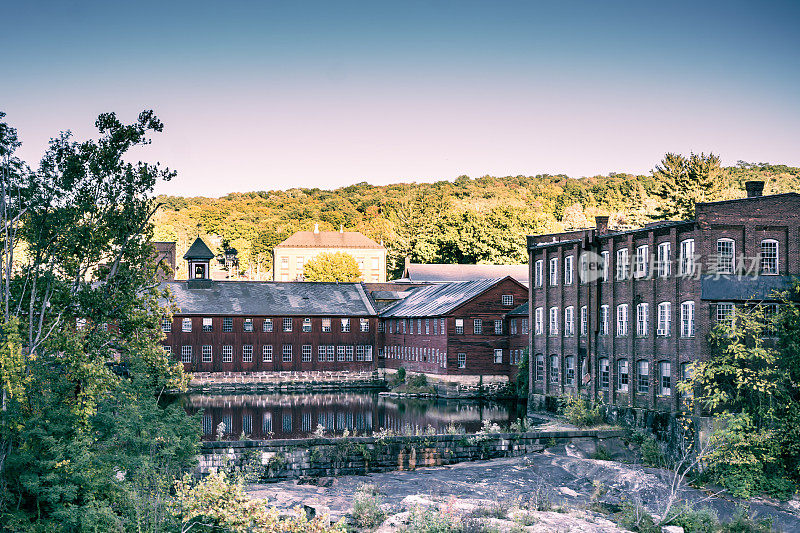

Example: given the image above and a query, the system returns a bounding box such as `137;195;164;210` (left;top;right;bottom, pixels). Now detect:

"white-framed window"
474;318;482;335
522;319;528;335
760;240;778;275
282;344;292;362
161;316;172;332
365;346;373;361
321;318;331;332
494;319;503;334
565;355;575;385
327;345;334;362
549;355;559;383
550;257;559;286
223;317;233;332
318;345;326;362
761;303;780;336
243;318;253;332
180;345;192;364
302;345;312;362
637;360;649;393
549;306;559;336
659;361;672;396
616;248;630;280
716;238;735;274
716;303;735;328
378;321;385;333
599;358;610;390
283;317;292;332
600;305;609;336
657;242;671;278
222;345;233;363
579;253;588;284
441;318;446;334
510;318;517;335
360;318;369;332
502;294;514;306
580;306;588;336
425;318;430;334
457;353;466;368
341;318;350;332
635;245;649;278
337;345;346;361
263;345;273;362
202;345;212;363
680;301;695;337
535;260;544;287
356;345;365;361
637;303;649;337
535;354;545;381
564;256;574;285
182;318;192;332
617;359;629;392
202;317;213;332
163;345;171;356
616;304;628;337
535;307;544;335
302;318;311;332
494;349;503;364
263;318;273;332
564;306;574;337
679;239;695;277
601;251;610;282
242;345;253;363
657;302;671;336
454;318;465;335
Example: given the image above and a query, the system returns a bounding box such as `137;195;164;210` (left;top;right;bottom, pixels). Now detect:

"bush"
666;505;718;533
559;394;603;427
614;502;659;533
405;506;461;533
352;483;385;529
408;373;428;388
719;508;775;533
397;367;406;381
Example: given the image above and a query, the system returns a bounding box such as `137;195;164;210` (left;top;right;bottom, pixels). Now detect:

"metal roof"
274;231;384;249
402;263;528;284
183;237;216;260
508;301;529;316
379;278;505;318
161;281;376;316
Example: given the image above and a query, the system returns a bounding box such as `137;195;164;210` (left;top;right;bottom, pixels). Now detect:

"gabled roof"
161;281;376;316
508;301;528;316
183;237;216;260
380;278;509;317
402;263;529;284
274;231;384;249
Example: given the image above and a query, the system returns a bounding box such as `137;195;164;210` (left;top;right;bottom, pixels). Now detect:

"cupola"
183;237;215;280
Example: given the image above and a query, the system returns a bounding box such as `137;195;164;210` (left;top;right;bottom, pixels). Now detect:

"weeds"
352;483;385;530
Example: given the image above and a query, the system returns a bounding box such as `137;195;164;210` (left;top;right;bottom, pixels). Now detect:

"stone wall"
197;429;626;482
189;370;384;393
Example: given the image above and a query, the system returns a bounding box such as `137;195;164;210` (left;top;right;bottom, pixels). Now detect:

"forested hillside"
153;162;800;280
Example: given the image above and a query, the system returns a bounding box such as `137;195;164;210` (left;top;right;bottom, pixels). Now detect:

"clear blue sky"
3;0;799;196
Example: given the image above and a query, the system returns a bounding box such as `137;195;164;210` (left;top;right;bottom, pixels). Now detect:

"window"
510;319;517;335
202;415;213;435
365;346;373;361
441;318;446;334
679;239;695;277
282;344;292;362
716;303;735;328
502;294;514;306
474;318;482;335
242;345;253;363
425;319;429;334
760;240;778;274
180;345;192;364
657;242;671;278
378;321;385;333
202;345;212;363
161;316;172;332
716;238;735;274
534;260;544;287
337;346;346;361
535;308;544;335
302;345;312;362
182;318;192;332
637;360;649;393
283;318;293;332
616;304;628;337
263;318;273;332
341;318;350;332
417;319;422;334
549;307;559;336
599;358;610;390
263;345;273;362
761;303;779;336
163;345;171;356
522;319;529;335
494;349;503;364
681;362;693;397
550;355;559;383
600;305;609;336
617;359;629;391
564;256;574;285
327;345;334;361
222;345;232;363
635;245;649;278
223;317;233;332
681;301;695;337
580;306;588;336
494;320;503;335
318;345;326;362
302;318;312;332
637;303;649;337
202;317;213;332
565;356;575;385
242;414;252;436
360;318;369;332
457;353;466;368
455;318;464;335
601;251;610;282
616;248;630;280
356;345;365;361
659;361;672;396
535;354;545;381
564;306;574;337
657;302;671;336
549;257;559;286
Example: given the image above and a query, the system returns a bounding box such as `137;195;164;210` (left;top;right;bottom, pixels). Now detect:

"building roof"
508;302;529;316
700;275;796;302
380;278;509;317
183;237;216;260
402;263;529;284
274;230;384;249
162;281;376;316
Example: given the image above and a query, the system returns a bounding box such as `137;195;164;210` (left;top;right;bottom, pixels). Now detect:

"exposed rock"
662;526;685;533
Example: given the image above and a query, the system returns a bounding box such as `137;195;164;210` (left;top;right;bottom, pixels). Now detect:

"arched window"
716;238;735;274
617;359;629;392
760;240;778;275
680;301;695;338
599;358;610;390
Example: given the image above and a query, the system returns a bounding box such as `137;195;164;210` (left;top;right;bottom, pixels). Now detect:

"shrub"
718;508;775;533
666;505;718;533
615;502;659;533
397;367;406;381
408;373;428;388
559;394;603;427
404;506;461;533
352;483;385;529
591;446;612;461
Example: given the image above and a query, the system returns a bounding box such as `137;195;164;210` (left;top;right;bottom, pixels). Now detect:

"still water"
183;392;528;441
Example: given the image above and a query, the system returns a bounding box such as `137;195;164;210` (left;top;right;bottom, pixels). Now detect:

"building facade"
527;183;800;412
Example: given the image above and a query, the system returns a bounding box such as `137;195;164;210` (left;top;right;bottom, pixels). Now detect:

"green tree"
302;252;362;282
653;152;725;219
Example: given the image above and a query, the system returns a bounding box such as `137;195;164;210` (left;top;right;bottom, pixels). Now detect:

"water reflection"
183;392;528;440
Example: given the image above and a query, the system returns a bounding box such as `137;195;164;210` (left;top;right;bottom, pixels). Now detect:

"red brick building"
527;182;800;412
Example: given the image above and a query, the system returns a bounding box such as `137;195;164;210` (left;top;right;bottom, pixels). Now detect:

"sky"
2;0;799;197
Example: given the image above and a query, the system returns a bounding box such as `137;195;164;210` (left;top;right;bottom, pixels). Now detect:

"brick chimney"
595;216;610;235
745;181;764;198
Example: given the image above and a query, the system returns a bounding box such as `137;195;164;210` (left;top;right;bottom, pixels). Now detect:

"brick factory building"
527;182;800;412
